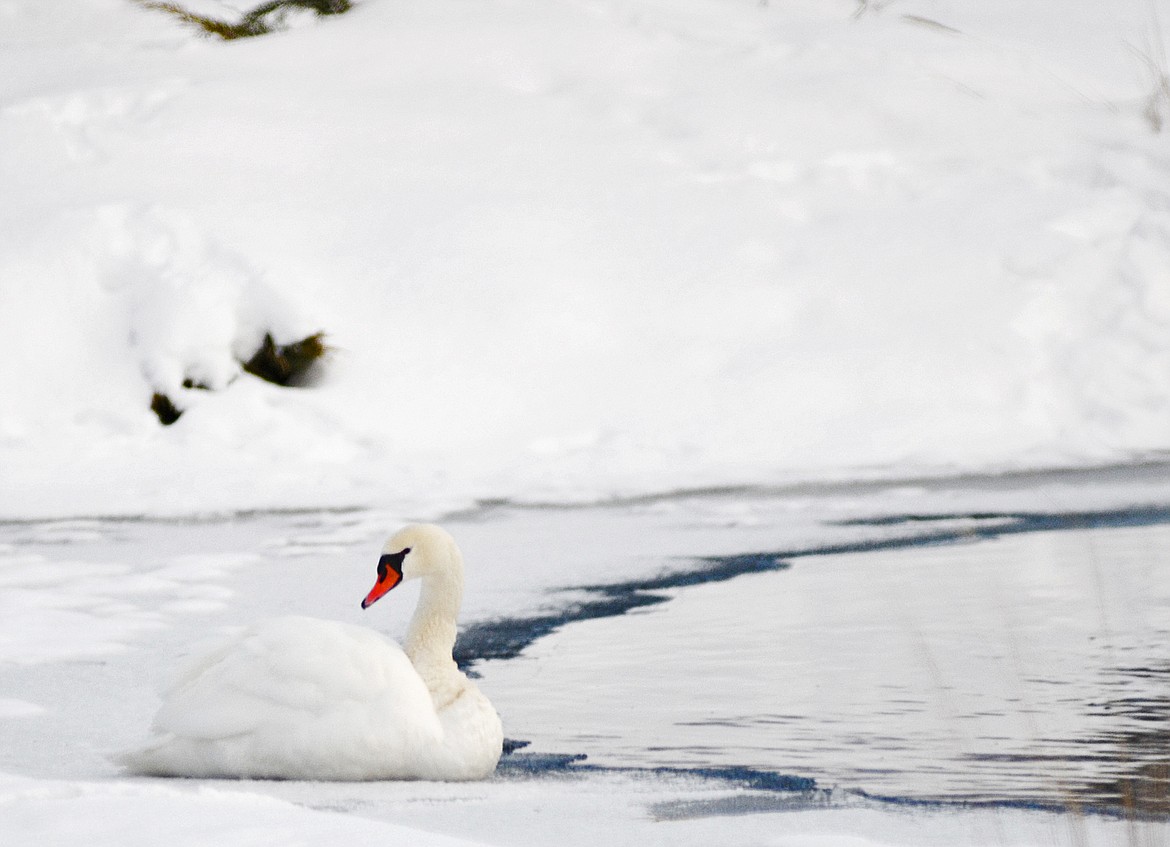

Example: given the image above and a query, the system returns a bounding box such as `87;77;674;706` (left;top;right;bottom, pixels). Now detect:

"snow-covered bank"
7;768;1161;847
0;770;488;847
3;0;1170;518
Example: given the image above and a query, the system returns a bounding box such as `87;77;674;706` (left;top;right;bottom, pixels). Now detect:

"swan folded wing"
154;617;435;735
128;617;447;778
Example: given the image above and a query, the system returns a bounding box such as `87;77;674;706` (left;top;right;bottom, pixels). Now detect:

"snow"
2;0;1169;519
4;0;1170;843
0;699;43;718
0;771;489;847
6;767;1153;847
0;537;255;665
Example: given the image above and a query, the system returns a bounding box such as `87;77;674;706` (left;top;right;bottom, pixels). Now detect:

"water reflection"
1066;664;1170;815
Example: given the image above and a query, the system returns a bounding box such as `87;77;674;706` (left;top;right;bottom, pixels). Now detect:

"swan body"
122;524;503;781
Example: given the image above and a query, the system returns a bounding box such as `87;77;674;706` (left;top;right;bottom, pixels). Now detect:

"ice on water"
3;478;1170;845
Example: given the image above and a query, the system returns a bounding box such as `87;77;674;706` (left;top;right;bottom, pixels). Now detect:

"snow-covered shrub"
92;205;326;424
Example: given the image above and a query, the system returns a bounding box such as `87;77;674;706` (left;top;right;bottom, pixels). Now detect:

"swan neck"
405;569;462;670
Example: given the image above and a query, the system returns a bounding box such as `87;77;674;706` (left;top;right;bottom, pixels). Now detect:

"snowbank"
0;771;487;847
1;0;1168;518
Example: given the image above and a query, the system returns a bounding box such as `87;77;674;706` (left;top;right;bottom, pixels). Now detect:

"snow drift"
1;0;1169;518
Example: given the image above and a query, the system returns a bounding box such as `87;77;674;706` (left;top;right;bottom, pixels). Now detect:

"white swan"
122;524;503;781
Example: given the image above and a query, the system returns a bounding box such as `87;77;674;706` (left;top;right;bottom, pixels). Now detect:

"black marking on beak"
377;548;410;582
362;547;411;610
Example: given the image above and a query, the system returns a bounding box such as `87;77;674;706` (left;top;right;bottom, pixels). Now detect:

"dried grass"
134;0;351;40
241;332;329;386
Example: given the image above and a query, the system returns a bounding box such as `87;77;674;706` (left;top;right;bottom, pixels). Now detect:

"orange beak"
361;550;407;609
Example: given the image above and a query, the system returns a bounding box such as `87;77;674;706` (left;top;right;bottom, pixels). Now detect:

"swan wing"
125;616;443;779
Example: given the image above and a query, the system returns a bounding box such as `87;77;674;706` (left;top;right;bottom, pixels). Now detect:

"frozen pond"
2;468;1170;844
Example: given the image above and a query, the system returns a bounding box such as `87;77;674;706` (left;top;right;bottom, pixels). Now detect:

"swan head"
361;523;461;610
